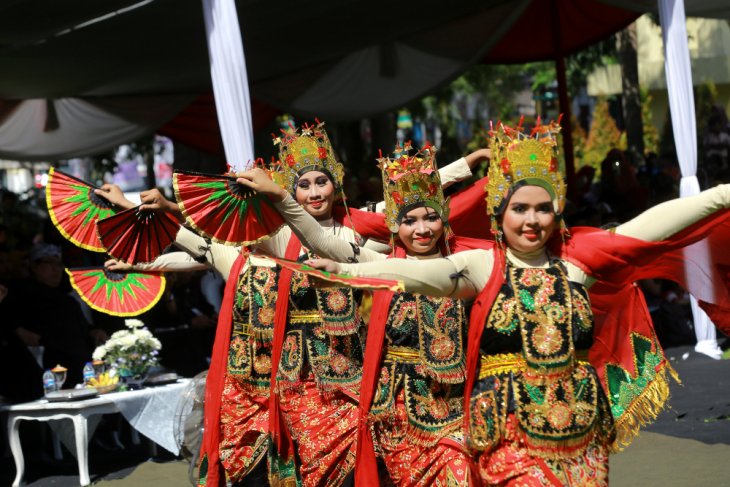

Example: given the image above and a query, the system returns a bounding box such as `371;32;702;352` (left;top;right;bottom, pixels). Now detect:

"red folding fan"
46;168;117;252
66;267;166;317
96;207;180;265
173;170;285;246
264;255;405;292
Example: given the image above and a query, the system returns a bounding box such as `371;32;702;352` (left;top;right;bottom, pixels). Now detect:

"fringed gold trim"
368;407;462;449
322;321;360;336
426;362;467;385
519;427;596;461
232;377;272;395
611;364;676;452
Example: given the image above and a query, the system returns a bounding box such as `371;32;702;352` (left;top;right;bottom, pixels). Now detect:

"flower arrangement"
92;319;161;378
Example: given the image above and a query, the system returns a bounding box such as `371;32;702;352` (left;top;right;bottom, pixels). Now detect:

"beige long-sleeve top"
131;157;473;279
334;185;730;300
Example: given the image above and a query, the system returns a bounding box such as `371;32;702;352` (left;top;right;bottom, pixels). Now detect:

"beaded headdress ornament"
273;120;345;195
378;142;449;234
485;119;566;238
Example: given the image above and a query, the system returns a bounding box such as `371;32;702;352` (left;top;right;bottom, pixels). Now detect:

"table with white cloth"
2;379;189;487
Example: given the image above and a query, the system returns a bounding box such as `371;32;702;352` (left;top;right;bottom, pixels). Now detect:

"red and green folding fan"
173;170;285;246
46;167;117;252
66;267;166;317
264;255;405;292
96;207;180;265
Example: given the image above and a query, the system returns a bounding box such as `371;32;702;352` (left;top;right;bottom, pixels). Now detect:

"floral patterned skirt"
278;373;359;487
373;390;474;486
218;373;269;484
477;414;608;487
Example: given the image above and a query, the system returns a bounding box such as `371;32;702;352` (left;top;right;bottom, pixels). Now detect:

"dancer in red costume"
304;121;730;486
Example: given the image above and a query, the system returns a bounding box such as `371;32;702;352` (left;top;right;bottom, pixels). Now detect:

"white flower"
92;345;107;360
95;318;161;372
125;319;144;329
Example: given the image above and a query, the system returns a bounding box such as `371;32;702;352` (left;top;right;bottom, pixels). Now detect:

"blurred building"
587;14;730;131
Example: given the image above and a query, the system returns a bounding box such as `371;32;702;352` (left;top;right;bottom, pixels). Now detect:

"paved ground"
2;345;729;486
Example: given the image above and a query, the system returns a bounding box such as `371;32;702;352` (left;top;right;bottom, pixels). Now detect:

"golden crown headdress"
273;120;345;194
378;142;449;233
485;119;566;218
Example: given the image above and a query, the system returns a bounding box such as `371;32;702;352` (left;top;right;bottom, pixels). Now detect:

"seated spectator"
1;244;104;392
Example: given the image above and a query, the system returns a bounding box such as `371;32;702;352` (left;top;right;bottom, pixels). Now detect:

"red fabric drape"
199;252;248;486
268;236;303;462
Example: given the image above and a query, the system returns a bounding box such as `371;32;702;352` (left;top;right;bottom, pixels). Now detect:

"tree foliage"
583;98;623;172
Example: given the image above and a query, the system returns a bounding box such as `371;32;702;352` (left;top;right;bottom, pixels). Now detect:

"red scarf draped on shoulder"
267;235;303;468
199;252;249;486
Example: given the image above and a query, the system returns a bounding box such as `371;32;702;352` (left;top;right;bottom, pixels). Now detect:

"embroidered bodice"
277;251;364;395
228;264;278;391
469;258;615;457
372;291;467;445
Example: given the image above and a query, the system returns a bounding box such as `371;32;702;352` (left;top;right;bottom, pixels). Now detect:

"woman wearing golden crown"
99;122;491;487
239;142;493;485
288;121;730;486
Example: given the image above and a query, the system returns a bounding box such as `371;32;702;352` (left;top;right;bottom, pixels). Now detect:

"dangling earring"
443;225;453;256
559;218;570;245
490;216;504;250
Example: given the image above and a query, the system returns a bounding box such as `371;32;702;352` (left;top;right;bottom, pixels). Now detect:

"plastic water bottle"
42;370;56;394
82;362;95;385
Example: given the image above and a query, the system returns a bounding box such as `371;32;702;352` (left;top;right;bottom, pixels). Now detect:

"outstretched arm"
236;170;384;263
272;194;385;263
105;252;210;273
616;185;730;241
311;248;494;300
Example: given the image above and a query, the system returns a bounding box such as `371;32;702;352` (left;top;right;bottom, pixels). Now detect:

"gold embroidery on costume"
228;264;278;392
469;261;615;459
372;292;466;446
277;252;364;396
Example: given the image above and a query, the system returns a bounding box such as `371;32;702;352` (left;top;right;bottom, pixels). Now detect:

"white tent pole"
658;0;721;359
202;0;254;172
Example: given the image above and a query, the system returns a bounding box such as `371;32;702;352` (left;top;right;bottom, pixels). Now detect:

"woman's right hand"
236;168;288;202
139;188;179;213
105;258;133;272
94;184;136;209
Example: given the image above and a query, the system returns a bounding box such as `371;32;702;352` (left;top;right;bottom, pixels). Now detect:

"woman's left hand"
304;258;341;274
236;168;288;202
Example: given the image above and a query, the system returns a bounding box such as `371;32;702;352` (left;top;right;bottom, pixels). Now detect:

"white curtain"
201;0;254;173
658;0;721;358
0;96;191;161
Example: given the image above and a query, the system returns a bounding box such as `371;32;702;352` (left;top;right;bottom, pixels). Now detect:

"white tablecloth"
51;379;189;455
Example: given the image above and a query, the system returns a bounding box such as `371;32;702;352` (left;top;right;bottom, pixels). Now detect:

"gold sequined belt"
288;310;323;325
478;351;590;380
478;353;525;379
233;321;252;336
385;345;421;363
